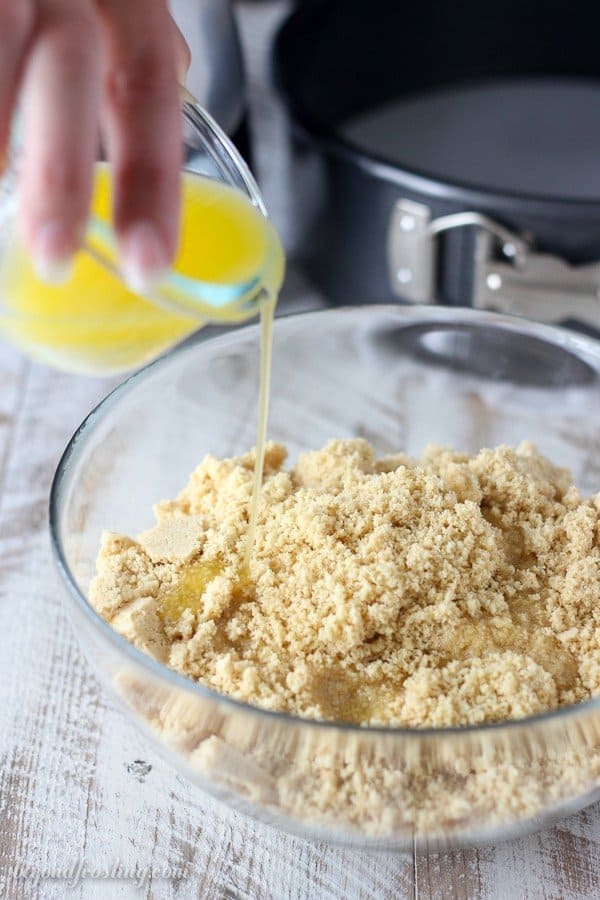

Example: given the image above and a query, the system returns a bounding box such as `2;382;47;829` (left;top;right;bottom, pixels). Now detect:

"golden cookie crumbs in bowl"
90;438;598;728
51;306;600;849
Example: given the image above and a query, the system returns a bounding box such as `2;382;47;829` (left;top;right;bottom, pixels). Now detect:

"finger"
171;18;191;85
0;1;34;158
97;0;182;291
18;0;101;282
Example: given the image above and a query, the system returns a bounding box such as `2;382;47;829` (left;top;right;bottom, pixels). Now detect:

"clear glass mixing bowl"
50;305;600;850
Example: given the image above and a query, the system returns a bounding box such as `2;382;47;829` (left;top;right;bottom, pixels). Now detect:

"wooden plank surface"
1;3;600;897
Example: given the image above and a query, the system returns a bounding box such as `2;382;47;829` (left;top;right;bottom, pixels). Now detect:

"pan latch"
387;198;600;330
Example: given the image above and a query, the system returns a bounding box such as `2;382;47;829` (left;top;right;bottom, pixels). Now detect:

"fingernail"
33;221;75;285
120;221;168;294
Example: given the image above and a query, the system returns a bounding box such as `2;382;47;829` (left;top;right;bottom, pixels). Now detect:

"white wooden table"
2;3;600;896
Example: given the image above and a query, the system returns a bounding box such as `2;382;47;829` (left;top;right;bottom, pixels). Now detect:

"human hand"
1;0;190;287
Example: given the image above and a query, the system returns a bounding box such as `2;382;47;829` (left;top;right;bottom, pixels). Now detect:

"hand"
1;0;190;287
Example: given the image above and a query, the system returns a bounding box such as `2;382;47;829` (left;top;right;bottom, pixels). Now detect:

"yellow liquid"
154;221;279;617
1;163;285;617
159;299;276;625
159;557;258;626
245;298;275;567
159;558;226;624
0;163;284;374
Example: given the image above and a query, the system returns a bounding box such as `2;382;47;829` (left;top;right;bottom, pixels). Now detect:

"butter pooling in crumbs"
89;439;600;728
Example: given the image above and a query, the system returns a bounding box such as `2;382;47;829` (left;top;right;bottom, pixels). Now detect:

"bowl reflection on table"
50;306;600;850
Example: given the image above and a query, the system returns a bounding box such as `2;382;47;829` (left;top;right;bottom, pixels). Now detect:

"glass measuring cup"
0;89;282;374
86;89;277;321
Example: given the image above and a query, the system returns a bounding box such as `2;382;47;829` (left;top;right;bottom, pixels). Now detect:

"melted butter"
452;506;580;691
158;558;226;625
508;595;579;692
157;237;278;623
306;664;400;725
309;667;372;724
0;164;284;374
438;598;579;694
233;563;255;601
158;558;256;627
244;297;275;568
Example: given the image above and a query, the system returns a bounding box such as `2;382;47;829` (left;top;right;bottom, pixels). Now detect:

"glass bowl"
50;305;600;850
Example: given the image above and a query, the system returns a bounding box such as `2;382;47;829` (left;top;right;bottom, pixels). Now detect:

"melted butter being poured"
156;298;278;624
0;159;284;618
0;163;284;374
3;162;284;600
151;182;281;623
156;314;274;627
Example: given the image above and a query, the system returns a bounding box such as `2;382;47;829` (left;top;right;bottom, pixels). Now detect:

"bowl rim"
49;303;600;739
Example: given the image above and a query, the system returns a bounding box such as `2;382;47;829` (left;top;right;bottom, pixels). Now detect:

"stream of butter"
159;295;275;624
0;162;284;591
